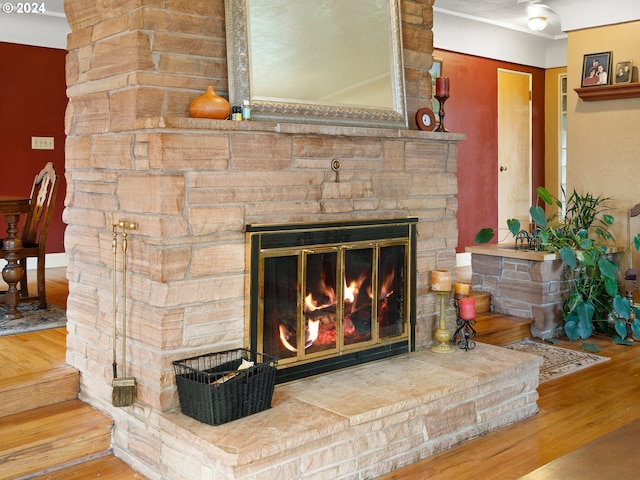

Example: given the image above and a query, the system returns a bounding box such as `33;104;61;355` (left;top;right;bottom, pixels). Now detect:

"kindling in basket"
173;348;278;426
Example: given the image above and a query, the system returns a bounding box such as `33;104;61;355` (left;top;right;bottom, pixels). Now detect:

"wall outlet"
32;136;55;150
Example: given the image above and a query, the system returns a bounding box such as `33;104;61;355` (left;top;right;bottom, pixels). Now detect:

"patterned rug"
505;340;610;383
0;301;66;337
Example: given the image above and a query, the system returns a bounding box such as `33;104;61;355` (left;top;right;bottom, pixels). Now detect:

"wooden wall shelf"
575;82;640;101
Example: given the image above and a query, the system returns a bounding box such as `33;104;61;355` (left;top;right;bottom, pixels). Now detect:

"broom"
112;221;137;407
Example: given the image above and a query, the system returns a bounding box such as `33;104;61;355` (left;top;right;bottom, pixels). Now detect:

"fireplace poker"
112;221;138;407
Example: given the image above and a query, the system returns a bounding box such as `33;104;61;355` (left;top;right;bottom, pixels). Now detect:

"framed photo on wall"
614;61;632;84
581;51;612;87
429;57;443;120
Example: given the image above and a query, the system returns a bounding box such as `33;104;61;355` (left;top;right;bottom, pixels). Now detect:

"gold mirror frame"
225;0;408;129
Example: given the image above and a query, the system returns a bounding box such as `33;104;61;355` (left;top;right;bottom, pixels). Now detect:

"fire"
279;319;320;352
380;268;395;300
281;267;384;352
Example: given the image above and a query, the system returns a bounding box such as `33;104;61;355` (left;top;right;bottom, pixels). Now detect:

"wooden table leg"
2;213;24;321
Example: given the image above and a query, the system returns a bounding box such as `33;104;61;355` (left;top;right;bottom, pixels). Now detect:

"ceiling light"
528;16;547;31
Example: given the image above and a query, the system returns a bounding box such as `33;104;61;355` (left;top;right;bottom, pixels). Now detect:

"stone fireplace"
62;1;540;478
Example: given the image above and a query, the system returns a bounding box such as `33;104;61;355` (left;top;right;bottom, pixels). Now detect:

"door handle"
499;165;508;172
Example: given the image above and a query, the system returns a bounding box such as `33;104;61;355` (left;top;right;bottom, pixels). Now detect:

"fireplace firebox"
247;218;417;383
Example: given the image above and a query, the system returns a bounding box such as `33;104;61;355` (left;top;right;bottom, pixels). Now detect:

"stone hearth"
158;344;540;479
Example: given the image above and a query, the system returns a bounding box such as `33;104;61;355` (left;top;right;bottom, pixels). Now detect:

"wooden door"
497;69;532;243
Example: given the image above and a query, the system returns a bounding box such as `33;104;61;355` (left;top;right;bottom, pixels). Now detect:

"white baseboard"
0;252;68;271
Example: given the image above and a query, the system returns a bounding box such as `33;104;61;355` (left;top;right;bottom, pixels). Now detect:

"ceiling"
436;0;564;38
435;0;640;39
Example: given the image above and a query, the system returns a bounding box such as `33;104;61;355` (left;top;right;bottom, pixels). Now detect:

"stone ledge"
154;343;541;479
142;115;468;141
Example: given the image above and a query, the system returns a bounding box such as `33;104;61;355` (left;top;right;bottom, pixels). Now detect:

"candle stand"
435;93;449;132
453;297;477;351
430;291;456;354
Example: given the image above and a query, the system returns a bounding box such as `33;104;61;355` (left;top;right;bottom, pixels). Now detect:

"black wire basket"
173;348;278;426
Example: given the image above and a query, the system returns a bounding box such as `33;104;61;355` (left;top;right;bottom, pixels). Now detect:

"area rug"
505;340;609;383
0;301;66;337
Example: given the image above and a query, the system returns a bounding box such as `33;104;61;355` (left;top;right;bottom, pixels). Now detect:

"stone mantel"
141;115;467;142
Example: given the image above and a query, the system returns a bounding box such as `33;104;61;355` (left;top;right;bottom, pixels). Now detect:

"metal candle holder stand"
434;93;449;132
452;296;477;351
430;291;457;353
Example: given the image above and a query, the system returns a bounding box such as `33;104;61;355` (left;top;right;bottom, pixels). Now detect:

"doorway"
497;69;532;243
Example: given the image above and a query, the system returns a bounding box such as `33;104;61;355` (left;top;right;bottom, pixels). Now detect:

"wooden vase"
189;86;231;120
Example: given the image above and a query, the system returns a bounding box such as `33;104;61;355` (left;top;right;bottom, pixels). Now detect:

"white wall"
433;10;567;69
0;12;68;49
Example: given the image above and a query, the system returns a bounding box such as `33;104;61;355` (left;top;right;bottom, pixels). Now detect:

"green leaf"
613;295;630;320
530;206;547;227
475;228;495;244
536;186;554;206
559;247;577;269
564;320;580;341
613;336;634;346
605;275;619;297
543;338;561;345
615;321;628;339
507;219;521;237
564;302;594;340
633;233;640;253
581;342;601;353
598;257;618;279
603;214;614;225
578;238;593;249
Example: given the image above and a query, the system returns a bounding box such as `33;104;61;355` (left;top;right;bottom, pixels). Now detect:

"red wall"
434;50;546;252
0;42;67;253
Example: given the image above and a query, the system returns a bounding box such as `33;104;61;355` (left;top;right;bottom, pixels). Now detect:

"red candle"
435;77;450;97
459;297;475;320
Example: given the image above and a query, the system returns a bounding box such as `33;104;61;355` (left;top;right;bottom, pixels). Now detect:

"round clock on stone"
415;107;436;131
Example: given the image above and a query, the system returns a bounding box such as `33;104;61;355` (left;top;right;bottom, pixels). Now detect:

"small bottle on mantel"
242;100;251;120
232;106;242;121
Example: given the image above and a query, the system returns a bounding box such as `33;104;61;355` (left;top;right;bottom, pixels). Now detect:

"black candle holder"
453;297;477;351
434;94;449;132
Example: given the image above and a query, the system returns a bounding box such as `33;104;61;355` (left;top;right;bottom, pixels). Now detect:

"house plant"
476;186;640;344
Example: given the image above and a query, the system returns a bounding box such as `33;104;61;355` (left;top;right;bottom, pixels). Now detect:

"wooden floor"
1;267;144;479
6;268;640;479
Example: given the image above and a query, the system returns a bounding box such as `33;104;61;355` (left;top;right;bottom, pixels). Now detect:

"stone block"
116;173;185;215
294;136;383;159
371;172;412;199
405;141;448;171
89;134;135;169
187;205;245;235
383;140;406;170
499;278;544;304
69;93;111;135
530;258;566;282
153;32;225;57
149;133;230;169
110;88;166;132
531;303;565;338
89;31;154;81
231;134;293;170
410;172;458;196
471;254;503;276
148;246;191;282
424;401;477;439
190;243;245;277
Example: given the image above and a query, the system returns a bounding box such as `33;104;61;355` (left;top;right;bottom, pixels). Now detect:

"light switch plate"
32;136;54;150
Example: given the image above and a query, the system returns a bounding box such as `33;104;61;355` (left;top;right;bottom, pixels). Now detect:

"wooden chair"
1;162;59;309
